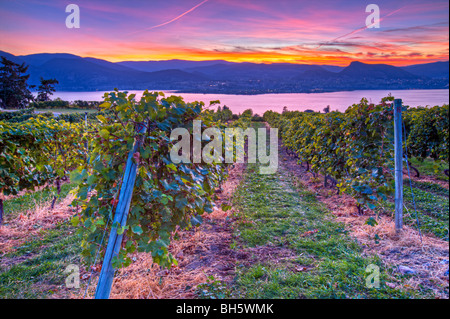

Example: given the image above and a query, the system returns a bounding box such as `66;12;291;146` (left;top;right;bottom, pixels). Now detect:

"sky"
0;0;448;66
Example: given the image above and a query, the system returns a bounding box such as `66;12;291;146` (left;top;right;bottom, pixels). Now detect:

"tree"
218;105;233;121
37;77;59;102
0;57;33;109
241;109;253;118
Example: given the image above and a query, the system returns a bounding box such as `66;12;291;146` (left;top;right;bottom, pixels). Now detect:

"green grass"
1;183;83;298
0;222;82;298
375;156;449;240
3;182;76;220
378;179;449;241
409;157;449;181
406;179;449;197
224;125;436;298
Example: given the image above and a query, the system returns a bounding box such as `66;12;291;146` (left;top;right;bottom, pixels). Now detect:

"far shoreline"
33;87;450;97
33;89;449;113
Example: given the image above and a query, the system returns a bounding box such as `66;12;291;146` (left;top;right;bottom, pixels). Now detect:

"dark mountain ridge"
0;50;448;93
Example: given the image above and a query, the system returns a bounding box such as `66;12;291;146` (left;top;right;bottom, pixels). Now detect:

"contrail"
316;5;407;49
129;0;209;34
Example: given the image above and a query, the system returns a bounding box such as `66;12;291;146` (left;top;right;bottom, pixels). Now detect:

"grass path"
0;124;447;299
229;160;436;298
0;184;82;298
378;179;449;240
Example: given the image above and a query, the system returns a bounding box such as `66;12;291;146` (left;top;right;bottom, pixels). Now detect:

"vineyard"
0;93;448;299
264;98;448;212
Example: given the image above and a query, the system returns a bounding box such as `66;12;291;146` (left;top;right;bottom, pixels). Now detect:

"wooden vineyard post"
394;99;403;232
94;123;147;299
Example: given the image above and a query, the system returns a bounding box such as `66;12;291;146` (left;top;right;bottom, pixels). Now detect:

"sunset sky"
0;0;448;66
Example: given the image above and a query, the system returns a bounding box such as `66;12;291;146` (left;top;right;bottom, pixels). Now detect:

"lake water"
50;89;449;114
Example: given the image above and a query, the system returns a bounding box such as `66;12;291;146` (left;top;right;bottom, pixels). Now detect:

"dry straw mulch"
0;194;76;260
278;140;449;299
2;132;448;299
82;163;247;299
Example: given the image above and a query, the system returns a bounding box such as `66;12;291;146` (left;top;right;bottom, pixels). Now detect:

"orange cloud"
0;0;448;66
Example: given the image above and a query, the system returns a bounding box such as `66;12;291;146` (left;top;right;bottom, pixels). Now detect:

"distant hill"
83;57;137;72
339;61;418;79
401;61;449;79
0;50;448;93
187;62;326;81
0;52;208;91
295;68;338;80
18;53;82;66
0;50;25;64
318;65;344;73
117;59;233;73
28;57;146;90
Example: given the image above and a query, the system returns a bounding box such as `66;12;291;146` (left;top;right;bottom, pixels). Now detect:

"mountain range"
0;50;448;94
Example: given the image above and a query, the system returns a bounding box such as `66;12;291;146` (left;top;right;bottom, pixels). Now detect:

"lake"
50;89;449;114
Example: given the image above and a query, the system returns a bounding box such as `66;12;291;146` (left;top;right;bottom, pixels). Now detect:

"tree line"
0;57;59;109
